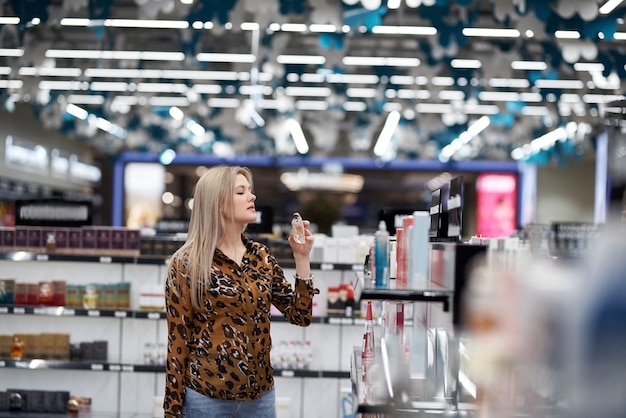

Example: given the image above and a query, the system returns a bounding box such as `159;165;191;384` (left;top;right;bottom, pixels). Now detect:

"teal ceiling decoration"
0;0;623;166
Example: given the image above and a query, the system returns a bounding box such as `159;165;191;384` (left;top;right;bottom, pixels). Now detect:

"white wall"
535;157;596;224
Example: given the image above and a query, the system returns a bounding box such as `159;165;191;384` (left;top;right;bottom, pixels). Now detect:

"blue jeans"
183;386;276;418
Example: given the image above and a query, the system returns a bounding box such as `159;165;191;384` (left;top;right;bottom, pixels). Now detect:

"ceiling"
0;0;625;166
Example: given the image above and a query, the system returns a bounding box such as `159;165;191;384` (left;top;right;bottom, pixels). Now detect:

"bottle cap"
366;301;373;320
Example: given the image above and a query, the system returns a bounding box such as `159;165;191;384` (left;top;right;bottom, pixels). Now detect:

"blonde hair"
167;165;253;309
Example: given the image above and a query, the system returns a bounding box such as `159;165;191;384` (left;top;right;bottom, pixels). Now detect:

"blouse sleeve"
269;252;318;326
164;254;193;417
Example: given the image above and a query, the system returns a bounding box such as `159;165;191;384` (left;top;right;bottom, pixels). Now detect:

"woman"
163;165;317;418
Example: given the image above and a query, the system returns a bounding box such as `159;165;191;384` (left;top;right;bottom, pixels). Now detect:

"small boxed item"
0;278;15;305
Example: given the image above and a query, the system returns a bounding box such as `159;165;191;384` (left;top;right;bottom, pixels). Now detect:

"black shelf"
360;289;452;312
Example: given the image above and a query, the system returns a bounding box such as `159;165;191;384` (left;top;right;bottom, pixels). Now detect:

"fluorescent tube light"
431;77;455;86
241;22;260;31
439;90;465;101
309;24;337;33
149;97;190;107
280;23;308;32
66;103;89;120
511;61;547;70
45;49;184;61
521;106;549;115
0;17;20;24
450;59;482;69
386;0;402;9
395;89;431;100
18;67;82;77
555;30;580;39
0;80;23;89
599;0;623;14
478;91;520;101
286;119;309;154
520;92;543;102
462;28;520;37
61;18;189;29
196;53;255;63
534;79;584;89
169;107;184;120
105;19;189;29
299;73;325;83
389;76;415;85
573;63;605;72
464;104;500;115
90;81;129;91
343;56;420;67
343;101;367;111
39;80;86;90
208;98;240;108
295;100;328;110
371;25;437;35
59;18;91;26
67;95;105;105
439;116;490;162
383;102;403;112
373;111;400;157
416;103;453;113
137;82;188;93
325;74;379;84
0;48;24;57
531;127;567;151
285;86;332;97
346;88;377;98
277;55;326;65
191;84;222;94
488;78;530;88
0;67;11;75
615;32;626;40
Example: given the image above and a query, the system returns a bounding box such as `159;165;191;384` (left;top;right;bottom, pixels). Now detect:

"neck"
219;226;243;249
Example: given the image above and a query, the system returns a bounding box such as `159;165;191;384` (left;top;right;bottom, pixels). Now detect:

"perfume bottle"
291;213;306;244
361;301;376;383
10;336;25;360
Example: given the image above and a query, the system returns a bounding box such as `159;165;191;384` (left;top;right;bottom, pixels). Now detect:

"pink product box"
43;228;69;250
111;228;125;253
68;228;82;253
95;228;111;250
81;227;97;250
14;227;29;250
125;229;141;253
0;227;15;250
27;227;43;250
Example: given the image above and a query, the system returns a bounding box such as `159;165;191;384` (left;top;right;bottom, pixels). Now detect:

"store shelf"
0;359;348;379
0;413;154;418
0;251;364;271
0;305;165;320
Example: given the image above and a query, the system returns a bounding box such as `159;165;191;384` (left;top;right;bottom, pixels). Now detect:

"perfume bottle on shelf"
361;301;376;383
10;336;25;360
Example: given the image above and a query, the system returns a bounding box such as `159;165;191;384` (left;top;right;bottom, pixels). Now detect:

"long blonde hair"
167;165;253;309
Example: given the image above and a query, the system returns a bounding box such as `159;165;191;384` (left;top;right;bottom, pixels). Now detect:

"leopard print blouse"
163;236;317;417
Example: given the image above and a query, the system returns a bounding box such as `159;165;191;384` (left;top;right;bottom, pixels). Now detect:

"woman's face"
229;173;257;225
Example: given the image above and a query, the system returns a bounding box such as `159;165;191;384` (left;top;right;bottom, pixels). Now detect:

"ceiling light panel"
196;53;255;63
371;25;437;35
277;55;326;65
462;28;520;37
